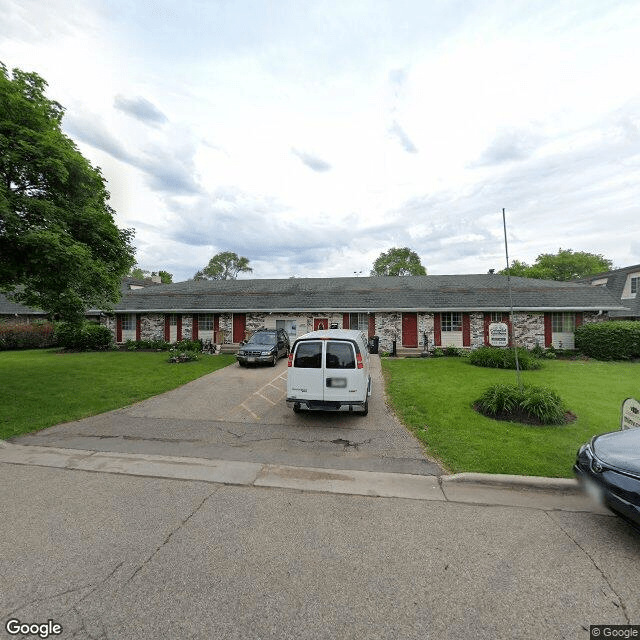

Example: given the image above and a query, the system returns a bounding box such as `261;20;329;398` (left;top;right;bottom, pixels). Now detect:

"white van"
286;329;372;415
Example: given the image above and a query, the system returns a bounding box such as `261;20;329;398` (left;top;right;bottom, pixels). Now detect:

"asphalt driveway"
13;355;442;475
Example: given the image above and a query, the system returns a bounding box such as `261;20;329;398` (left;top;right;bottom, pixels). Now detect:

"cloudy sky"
2;0;639;281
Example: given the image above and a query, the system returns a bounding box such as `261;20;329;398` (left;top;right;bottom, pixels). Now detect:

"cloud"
114;94;168;126
291;148;332;172
389;120;418;154
64;113;201;195
476;127;542;166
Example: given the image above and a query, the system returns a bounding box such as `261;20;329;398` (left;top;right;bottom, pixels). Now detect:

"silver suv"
236;328;290;367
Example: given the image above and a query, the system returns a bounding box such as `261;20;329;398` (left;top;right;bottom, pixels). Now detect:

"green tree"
500;249;612;281
158;270;173;283
128;266;173;283
0;64;135;321
194;251;252;280
370;247;427;276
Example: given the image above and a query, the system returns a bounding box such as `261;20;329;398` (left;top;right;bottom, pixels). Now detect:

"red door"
233;314;246;343
402;313;418;348
314;318;329;331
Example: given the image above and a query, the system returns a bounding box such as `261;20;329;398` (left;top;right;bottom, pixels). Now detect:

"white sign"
489;322;509;347
621;397;640;430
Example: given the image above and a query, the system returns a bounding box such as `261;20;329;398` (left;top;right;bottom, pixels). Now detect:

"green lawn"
0;349;236;440
382;356;639;478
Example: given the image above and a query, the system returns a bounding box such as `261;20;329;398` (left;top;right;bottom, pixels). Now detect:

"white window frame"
631;277;639;294
121;314;136;341
349;313;369;332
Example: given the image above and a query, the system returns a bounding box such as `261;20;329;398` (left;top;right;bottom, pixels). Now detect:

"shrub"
432;347;444;357
469;346;542;370
0;321;56;350
175;339;202;352
475;383;567;425
444;345;462;357
168;350;199;363
55;322;114;351
575;321;640;360
125;338;172;351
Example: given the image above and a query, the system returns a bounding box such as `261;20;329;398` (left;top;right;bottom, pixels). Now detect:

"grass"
382;356;640;478
0;349;236;440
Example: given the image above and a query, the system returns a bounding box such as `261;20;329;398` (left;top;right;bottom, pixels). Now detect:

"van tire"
361;400;369;416
293;403;301;413
271;354;277;366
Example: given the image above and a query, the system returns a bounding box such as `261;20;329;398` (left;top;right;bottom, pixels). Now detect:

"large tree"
370;247;427;276
194;251;252;280
0;64;135;321
499;248;613;281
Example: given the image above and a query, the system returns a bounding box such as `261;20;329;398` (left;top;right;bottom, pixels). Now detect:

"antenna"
502;208;523;390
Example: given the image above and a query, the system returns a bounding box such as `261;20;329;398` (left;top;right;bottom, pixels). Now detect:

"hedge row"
54;322;114;351
575;321;640;360
0;322;57;350
468;346;542;370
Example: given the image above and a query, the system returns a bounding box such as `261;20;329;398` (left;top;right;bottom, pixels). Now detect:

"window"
198;314;214;331
349;313;368;332
441;312;462;332
169;314;177;326
294;342;322;368
490;312;503;323
326;342;355;369
551;313;575;333
632;277;639;294
121;314;135;331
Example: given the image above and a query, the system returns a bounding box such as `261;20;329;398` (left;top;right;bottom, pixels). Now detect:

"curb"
441;472;580;494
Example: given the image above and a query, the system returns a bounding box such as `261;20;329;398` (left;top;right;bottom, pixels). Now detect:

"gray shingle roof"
575;264;640;318
0;292;46;316
113;274;625;313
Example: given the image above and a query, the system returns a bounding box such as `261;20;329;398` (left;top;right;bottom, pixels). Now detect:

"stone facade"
105;309;604;350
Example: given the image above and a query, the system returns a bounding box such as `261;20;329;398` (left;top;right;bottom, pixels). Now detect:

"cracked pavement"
11;355;441;475
1;464;638;639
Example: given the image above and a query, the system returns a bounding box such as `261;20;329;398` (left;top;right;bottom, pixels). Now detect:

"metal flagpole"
502;208;523;391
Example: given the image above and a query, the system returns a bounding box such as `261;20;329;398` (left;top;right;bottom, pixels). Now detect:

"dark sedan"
574;428;640;531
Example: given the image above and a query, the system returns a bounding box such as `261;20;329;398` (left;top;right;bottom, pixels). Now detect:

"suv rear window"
294;342;322;368
326;342;355;369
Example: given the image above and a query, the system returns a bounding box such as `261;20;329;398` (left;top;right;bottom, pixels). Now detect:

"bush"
468;346;542;370
55;322;114;351
168;350;199;363
175;339;202;352
575;321;640;360
444;345;462;357
475;383;567;425
125;338;172;351
0;322;56;350
432;347;444;357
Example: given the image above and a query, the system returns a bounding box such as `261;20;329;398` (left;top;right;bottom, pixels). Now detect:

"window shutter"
483;314;491;345
116;316;122;343
177;316;182;342
164;315;171;341
544;313;552;347
136;314;141;341
368;313;375;338
434;313;441;346
575;312;583;327
462;313;471;347
343;313;350;329
192;314;199;340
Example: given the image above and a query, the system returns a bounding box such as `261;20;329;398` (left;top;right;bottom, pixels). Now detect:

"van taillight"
356;354;363;369
288;353;293;367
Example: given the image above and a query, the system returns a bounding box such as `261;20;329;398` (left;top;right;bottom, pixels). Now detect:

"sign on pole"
621;397;640;430
489;322;509;347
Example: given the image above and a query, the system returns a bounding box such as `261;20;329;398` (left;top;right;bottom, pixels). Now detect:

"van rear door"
289;340;323;403
323;340;363;404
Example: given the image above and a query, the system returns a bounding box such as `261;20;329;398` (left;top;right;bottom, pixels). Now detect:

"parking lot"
13;355;442;475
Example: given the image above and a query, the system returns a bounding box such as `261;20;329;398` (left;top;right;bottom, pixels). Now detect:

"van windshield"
294;342;322;368
326;342;355;369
